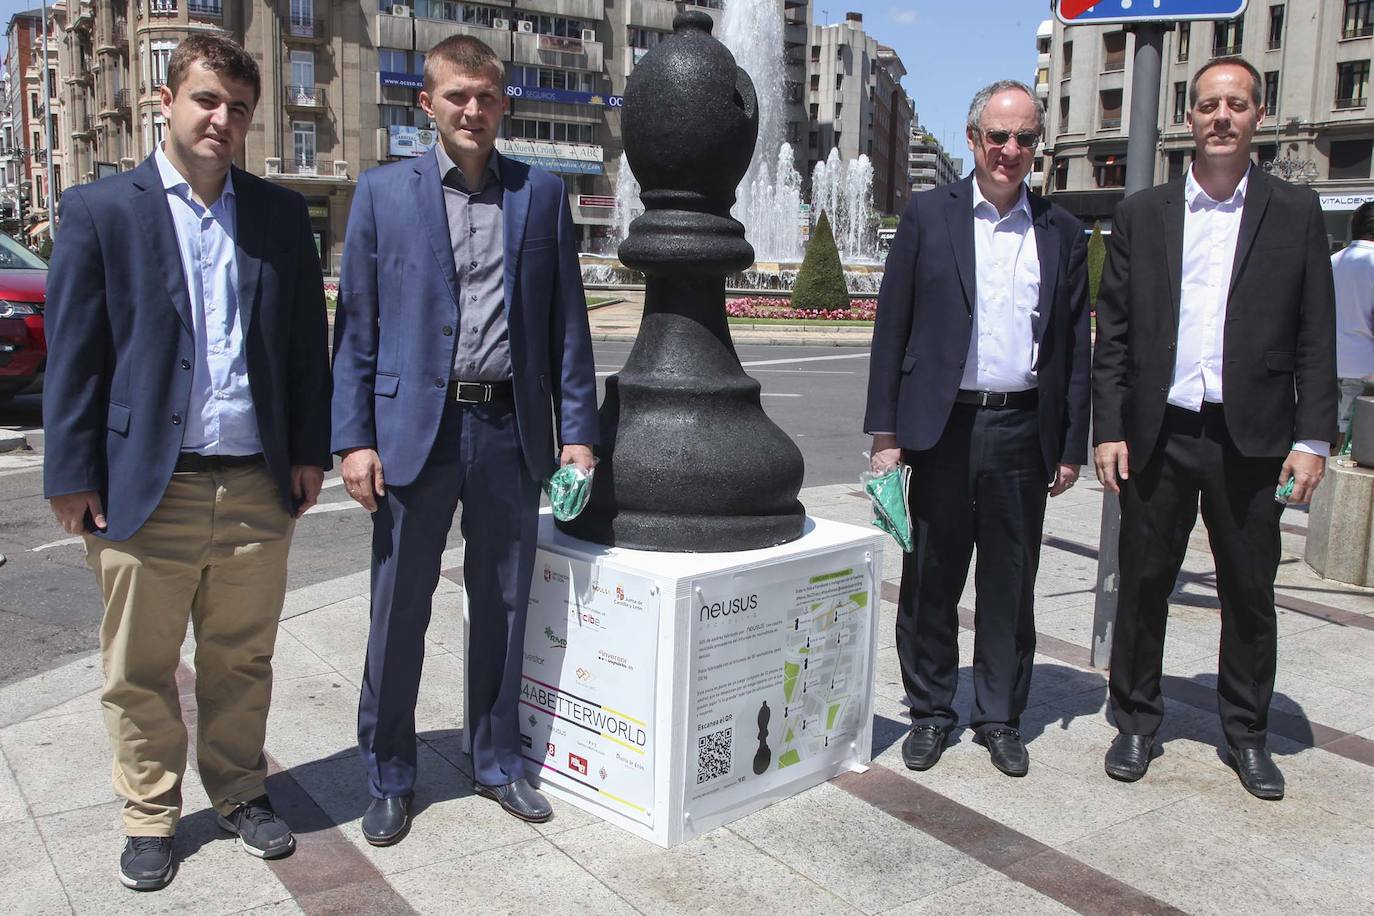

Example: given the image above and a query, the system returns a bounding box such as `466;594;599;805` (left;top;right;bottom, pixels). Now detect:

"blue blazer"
42;155;333;541
864;176;1092;478
331;149;598;485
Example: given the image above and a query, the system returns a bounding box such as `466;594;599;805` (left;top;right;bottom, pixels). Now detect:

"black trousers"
1109;404;1285;750
897;403;1048;733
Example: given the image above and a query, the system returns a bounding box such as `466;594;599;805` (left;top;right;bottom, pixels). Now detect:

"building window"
378;104;423;128
1213;19;1243;56
153;115;165;149
508;118;594;144
1173;81;1187;124
1264;70;1280;116
810;44;819;63
1344;1;1374;39
1268;5;1284;50
1093;154;1126;188
809;102;818;119
1337;59;1370;109
150;40;176;89
1255;144;1278;168
1167;150;1188;180
835;74;842;91
1053;157;1068;190
1177;23;1191;62
507;66;596;92
290;50;315;94
1100;89;1123;129
29;93;38;118
627;28;665;50
513;12;589;38
1058;95;1070;132
1103;31;1126;72
1330;138;1373;179
1062;40;1073;78
188;0;222;16
149;0;177;15
292;120;316;172
291;0;314;28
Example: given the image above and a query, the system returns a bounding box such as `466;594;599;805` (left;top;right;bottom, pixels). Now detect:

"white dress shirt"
1332;239;1374;380
155;146;260;457
962;182;1042;392
1170;164;1325;456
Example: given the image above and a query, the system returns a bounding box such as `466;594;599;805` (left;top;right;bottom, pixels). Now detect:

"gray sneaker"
217;795;296;859
119;836;173;890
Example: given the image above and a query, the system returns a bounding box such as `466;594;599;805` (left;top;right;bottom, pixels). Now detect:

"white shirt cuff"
1291;440;1330;457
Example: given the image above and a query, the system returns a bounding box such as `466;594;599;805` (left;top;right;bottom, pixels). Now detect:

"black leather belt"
175;452;263;472
955;388;1039;409
449;379;514;404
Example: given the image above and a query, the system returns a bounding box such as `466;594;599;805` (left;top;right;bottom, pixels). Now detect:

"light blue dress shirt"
155;146;261;457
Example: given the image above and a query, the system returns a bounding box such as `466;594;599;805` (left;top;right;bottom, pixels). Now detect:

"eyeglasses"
981;129;1040;149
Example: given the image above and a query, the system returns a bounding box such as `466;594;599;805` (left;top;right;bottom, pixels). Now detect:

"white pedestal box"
488;511;885;848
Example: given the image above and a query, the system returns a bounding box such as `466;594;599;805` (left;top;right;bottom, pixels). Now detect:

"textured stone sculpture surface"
560;11;806;551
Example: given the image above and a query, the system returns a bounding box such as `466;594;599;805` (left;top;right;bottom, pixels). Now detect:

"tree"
1087;221;1106;308
791;212;848;312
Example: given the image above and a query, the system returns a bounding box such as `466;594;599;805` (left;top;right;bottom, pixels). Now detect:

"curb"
0;430;28;453
592;329;872;347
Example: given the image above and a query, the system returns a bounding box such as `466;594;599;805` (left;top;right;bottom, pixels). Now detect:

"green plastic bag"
862;464;913;553
544;464;594;521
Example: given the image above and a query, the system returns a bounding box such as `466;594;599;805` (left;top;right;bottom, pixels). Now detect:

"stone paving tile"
878;872;1076;916
285;745;538;877
728;781;988;914
0;747;30;824
1;818;73;915
0;652;103;729
2;709;114;817
1275;746;1374;830
279;596;371;682
388;836;639;915
229;901;306;915
1272;624;1374;698
266;627;335;682
263;673;361;769
547;820;863;915
425;578;467;656
1061;805;1371;916
36;799;294;916
22;686;102;723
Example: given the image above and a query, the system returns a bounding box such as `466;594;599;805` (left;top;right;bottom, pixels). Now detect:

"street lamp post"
38;0;55;238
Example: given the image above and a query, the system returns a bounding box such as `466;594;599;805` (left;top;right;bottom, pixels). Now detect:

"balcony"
188;0;223;18
266;157;351;181
114;88;132;110
1336;96;1368;110
1100;117;1122;129
1343;24;1374;40
1212;44;1242;57
512;31;602;72
72;115;95;137
97;20;128;52
148;0;178;17
625;0;674;31
515;0;603;20
414;19;511;57
284;85;327;111
284;17;328;43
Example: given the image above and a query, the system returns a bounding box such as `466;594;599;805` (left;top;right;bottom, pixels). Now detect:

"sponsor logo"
616;585;625;602
568;753;589;776
545;627;567;649
520;733;532;749
543;565;552;582
699;593;759;622
597;648;633;671
575;666;593;684
599;766;608;781
546;742;556;758
524;652;545;667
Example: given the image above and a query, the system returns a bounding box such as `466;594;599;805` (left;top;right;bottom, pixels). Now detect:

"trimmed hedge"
1087;221;1105;309
791;211;848;313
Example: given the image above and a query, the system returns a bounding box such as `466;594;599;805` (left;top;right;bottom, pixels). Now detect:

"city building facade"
907;123;961;195
1039;0;1374;245
4;8;59;243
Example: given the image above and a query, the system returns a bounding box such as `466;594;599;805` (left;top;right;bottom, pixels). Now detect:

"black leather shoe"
474;777;552;823
1227;746;1285;800
119;836;174;891
1104;733;1156;782
217;794;296;859
980;727;1029;777
901;724;954;771
362;795;412;846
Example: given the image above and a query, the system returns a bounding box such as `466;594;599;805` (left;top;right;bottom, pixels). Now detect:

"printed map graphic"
777;588;868;768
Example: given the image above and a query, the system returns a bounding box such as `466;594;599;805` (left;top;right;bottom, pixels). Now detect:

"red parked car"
0;233;47;403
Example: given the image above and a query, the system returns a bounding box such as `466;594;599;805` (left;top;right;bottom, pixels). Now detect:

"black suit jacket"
864;177;1092;479
1091;167;1337;465
42;155;333;540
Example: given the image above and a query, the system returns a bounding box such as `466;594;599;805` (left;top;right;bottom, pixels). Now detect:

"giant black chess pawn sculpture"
560;11;805;551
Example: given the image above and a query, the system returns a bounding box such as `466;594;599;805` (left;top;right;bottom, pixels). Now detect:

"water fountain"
579;0;885;294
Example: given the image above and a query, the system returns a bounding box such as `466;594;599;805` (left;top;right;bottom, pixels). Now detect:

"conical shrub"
791;211;848;313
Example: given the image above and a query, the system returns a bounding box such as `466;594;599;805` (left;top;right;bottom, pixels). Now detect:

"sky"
0;0;1045;163
822;0;1049;161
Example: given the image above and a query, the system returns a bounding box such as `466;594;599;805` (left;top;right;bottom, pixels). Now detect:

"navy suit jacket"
864;177;1092;478
331;149;598;484
41;156;333;541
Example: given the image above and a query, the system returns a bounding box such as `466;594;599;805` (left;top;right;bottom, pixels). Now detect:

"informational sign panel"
520;555;660;826
387;125;436;157
1057;0;1247;25
685;554;872;822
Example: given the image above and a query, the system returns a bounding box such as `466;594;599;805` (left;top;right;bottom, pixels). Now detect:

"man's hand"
1094;441;1130;494
340;448;386;512
1279;449;1325;505
1049;463;1080;497
560;444;596;472
870;433;901;473
50;491;105;534
291;465;326;518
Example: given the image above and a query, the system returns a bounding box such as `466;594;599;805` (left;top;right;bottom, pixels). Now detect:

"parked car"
0;233;47;403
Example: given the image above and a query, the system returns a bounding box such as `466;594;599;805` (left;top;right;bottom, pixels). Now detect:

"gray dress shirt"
435;143;512;382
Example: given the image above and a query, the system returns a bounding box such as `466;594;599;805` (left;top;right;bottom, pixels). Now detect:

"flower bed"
725;296;877;322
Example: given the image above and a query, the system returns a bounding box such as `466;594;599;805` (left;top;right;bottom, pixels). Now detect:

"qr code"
696;727;733;784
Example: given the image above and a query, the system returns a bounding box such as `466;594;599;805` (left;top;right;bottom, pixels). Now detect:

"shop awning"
26;220;48;237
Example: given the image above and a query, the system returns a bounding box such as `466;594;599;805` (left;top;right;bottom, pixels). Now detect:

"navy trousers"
358;397;541;796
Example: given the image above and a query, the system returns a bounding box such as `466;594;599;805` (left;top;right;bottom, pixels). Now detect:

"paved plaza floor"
2;480;1372;915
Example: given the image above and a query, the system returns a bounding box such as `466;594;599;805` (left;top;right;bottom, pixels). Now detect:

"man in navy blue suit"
42;35;331;891
865;80;1091;778
332;35;597;844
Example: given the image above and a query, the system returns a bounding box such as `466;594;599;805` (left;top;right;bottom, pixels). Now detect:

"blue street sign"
1057;0;1248;26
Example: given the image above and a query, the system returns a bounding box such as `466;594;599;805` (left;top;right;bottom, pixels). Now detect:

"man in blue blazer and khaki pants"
42;35;331;891
332;35;597;844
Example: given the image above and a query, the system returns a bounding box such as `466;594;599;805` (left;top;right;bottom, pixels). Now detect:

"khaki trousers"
84;463;294;835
